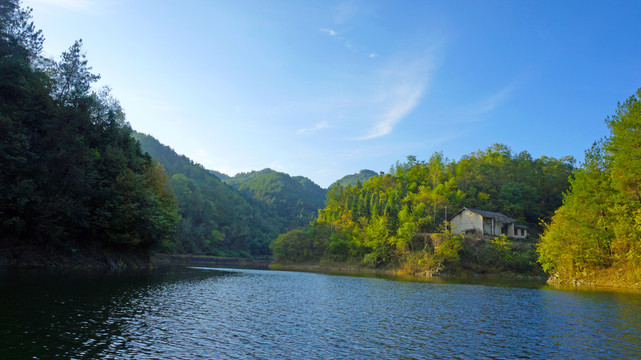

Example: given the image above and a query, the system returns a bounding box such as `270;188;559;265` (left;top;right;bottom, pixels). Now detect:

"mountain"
134;133;280;256
225;169;327;229
330;169;378;188
134;133;331;256
208;169;230;181
293;175;327;204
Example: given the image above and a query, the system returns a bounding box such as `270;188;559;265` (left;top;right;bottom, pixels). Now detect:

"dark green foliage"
225;169;327;230
270;229;312;262
0;1;179;257
51;39;100;107
329;169;378;188
135;135;331;257
460;236;541;274
0;1;43;62
134;133;280;256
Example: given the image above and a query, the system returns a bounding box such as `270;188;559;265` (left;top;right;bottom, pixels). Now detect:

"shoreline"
3;246;639;292
150;254;271;268
546;268;641;291
268;262;641;293
0;241;271;271
269;261;548;284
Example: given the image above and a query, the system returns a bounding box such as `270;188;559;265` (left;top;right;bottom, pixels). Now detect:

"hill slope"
208;170;230;180
0;5;178;268
134;133;280;256
272;146;575;272
226;169;327;229
330;169;378;188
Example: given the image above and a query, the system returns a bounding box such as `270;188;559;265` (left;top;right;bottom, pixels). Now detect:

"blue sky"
23;0;641;187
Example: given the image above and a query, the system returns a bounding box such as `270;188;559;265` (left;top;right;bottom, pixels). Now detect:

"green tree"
1;2;180;263
51;39;100;107
539;89;641;283
605;89;641;264
135;132;285;256
0;0;43;61
271;229;312;262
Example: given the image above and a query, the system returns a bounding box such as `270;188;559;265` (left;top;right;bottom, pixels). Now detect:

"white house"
450;207;528;239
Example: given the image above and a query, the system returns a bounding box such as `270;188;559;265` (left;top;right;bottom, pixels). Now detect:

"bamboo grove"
272;145;575;273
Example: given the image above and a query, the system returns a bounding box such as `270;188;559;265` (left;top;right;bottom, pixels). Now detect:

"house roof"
452;207;516;223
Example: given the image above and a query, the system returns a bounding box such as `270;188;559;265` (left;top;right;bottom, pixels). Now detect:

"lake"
1;267;640;359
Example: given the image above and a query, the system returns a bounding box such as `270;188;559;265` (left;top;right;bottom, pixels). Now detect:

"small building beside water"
450;207;528;239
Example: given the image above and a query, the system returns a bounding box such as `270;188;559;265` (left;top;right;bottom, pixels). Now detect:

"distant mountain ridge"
208;169;230;180
134;132;330;256
134;132;280;256
225;169;327;229
330;169;378;188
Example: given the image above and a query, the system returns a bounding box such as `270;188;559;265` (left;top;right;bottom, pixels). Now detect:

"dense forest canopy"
0;1;178;259
329;169;378;189
135;134;329;257
272;145;575;270
538;88;641;285
134;133;282;256
225;169;327;229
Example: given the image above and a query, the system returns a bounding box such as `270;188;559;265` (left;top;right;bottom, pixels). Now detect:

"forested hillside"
0;2;178;266
330;169;378;188
538;89;641;287
272;145;575;273
225;169;327;230
134;133;280;256
208;169;230;181
7;0;633;280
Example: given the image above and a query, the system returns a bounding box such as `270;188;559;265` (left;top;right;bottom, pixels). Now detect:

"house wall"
488;220;504;236
512;227;528;239
451;209;483;234
482;219;516;236
452;208;528;238
483;218;493;235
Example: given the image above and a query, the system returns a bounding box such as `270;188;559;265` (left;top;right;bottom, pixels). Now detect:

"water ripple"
2;268;641;359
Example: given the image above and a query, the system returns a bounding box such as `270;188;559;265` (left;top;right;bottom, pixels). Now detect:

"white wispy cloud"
297;121;329;135
264;46;440;143
446;83;517;123
356;55;436;140
320;28;376;58
467;85;514;115
320;28;337;37
358;84;425;140
321;3;377;59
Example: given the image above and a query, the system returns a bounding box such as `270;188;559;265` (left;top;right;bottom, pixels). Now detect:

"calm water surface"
1;267;640;359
